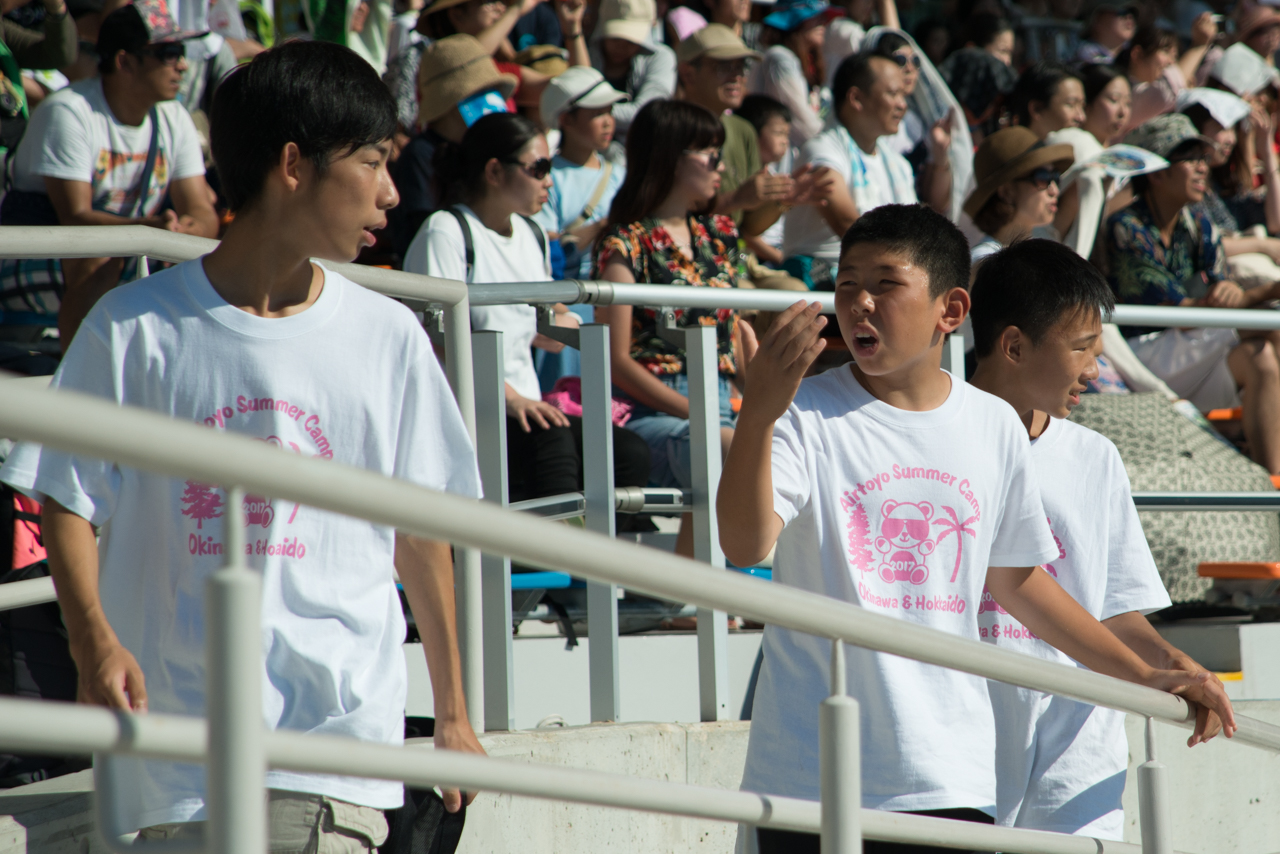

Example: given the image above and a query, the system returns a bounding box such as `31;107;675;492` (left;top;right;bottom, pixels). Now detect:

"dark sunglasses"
506;156;553;180
1019;167;1061;190
891;52;922;69
683;148;723;170
141;41;186;65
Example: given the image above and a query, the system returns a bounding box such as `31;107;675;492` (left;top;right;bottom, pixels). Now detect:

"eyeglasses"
141;41;186;65
683;148;723;170
506;157;553;180
891;52;922;69
1019;168;1061;190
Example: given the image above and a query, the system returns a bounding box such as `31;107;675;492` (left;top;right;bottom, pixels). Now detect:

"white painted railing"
3;227;1279;854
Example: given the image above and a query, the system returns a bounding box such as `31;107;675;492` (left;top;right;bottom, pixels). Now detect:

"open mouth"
851;327;880;358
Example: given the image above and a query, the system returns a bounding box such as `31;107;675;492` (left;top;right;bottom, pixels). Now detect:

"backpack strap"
446;206;475;283
120;107;161;220
519;214;550;275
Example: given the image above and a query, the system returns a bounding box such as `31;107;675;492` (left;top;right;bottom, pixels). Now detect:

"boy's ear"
276;141;305;195
999;326;1026;365
937;286;969;335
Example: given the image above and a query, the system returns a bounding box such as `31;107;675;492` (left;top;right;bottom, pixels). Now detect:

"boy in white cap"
535;65;628;278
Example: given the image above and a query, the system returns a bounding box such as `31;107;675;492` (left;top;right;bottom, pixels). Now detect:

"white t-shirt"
783;125;918;263
533;153;626;278
823;17;866;87
980;417;1169;838
0;261;481;830
405;205;552;402
12;78;205;217
742;366;1058;809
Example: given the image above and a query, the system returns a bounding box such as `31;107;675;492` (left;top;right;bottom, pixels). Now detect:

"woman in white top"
749;0;829;147
963;126;1073;265
405;112;650;504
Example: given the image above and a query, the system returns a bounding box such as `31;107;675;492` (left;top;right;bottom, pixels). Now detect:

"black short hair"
1008;61;1081;127
965;12;1011;49
735;94;792;133
209;40;397;212
1079;61;1126;107
435;112;543;205
969;239;1115;358
832;51;891;117
839;204;970;299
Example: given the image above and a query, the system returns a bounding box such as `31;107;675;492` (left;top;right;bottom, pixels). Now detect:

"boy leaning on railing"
716;203;1236;854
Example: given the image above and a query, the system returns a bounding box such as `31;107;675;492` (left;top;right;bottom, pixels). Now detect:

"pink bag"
543;376;634;426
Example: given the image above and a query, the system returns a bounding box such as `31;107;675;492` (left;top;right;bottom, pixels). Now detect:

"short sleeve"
403;212;467;282
987;424;1058;568
592;227;637;279
0;318;122;526
30;99;94;182
166;106;206;181
1100;443;1170;618
393;322;482;500
771;406;811;526
799;132;847;174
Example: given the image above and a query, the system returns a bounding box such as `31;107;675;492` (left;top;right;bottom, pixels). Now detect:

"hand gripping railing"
2;380;1280;854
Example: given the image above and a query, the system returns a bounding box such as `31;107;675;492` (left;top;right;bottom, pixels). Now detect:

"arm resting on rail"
42;498;148;712
395;533;486;812
987;566;1236;743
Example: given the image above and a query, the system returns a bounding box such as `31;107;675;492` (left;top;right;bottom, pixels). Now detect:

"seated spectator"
703;0;760;51
780;51;933;289
1008;60;1085;140
589;0;676;140
749;0;827;147
0;0;76;145
822;0;892;85
1074;0;1136;65
939;12;1016;144
863;26;968;218
1119;17;1218;134
0;0;217;348
1079;61;1131;145
387;34;517;259
913;18;950;66
735;93;793;266
1107;114;1280;472
534;65;627;279
593;99;744;556
965;126;1073;263
1236;5;1280;70
405;112;651;504
1180;88;1280;283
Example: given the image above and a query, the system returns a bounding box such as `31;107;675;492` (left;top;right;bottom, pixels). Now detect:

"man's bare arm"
395;533;485;812
42;498;147;710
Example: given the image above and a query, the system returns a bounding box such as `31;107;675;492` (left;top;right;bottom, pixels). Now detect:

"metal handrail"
0;693;1161;854
4;381;1280;754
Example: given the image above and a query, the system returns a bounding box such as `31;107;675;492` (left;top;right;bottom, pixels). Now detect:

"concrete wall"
3;706;1279;854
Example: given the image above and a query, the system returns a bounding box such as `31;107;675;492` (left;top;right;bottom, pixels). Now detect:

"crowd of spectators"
5;0;1280;481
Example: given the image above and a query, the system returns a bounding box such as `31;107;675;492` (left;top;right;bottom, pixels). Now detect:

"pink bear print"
875;500;936;585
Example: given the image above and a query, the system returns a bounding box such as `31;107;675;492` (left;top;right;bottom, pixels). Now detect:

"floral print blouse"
593;213;741;377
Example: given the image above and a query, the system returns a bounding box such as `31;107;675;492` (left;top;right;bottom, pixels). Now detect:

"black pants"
758;808;995;854
505;415;650;503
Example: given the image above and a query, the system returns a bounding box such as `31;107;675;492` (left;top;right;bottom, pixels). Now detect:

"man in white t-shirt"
781;51;931;289
718;204;1236;853
0;41;484;850
1;0;218;345
967;239;1227;840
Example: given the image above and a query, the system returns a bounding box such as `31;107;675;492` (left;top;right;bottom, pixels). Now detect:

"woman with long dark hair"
405;112;650;506
594;99;748;555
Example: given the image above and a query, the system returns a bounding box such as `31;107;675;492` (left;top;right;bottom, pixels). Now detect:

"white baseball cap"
540;66;629;128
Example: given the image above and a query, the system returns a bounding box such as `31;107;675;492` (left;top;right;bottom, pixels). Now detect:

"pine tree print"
842;492;873;572
181;481;223;529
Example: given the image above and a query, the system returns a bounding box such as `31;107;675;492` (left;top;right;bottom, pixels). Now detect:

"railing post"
444;300;484;734
686;324;731;721
580;323;621;722
472;331;514;732
207;487;266;854
820;640;860;854
1138;717;1173;854
941;333;965;378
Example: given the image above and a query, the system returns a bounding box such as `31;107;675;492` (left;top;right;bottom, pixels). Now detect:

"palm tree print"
934;506;979;583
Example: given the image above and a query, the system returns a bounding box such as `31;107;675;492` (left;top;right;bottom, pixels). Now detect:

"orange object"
1272;475;1280;490
1197;562;1280;579
1206;407;1244;421
730;397;742;413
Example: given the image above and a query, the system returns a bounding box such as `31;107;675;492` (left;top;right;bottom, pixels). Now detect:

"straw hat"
596;0;657;49
416;35;519;125
963;127;1074;218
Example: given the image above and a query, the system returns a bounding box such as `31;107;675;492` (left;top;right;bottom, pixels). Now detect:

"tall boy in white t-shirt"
718;204;1236;853
0;41;485;849
967;239;1231;840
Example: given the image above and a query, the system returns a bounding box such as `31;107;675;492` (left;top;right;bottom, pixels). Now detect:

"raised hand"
739;299;827;426
929;110;954;159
